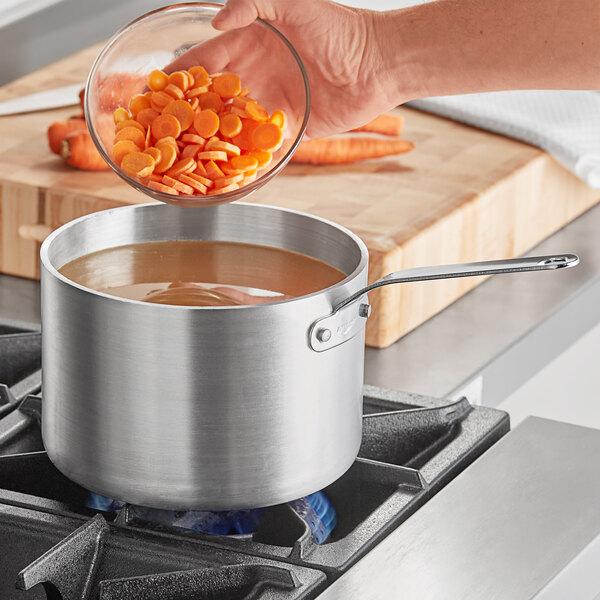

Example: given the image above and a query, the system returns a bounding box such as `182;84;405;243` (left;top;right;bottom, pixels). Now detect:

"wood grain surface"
0;44;598;347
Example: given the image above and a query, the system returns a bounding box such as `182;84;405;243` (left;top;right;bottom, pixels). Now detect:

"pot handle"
309;253;579;351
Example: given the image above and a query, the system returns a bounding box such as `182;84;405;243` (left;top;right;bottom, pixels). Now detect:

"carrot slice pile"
111;66;287;197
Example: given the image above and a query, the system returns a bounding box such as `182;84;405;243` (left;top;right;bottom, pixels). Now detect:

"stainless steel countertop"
317;416;600;599
1;203;599;403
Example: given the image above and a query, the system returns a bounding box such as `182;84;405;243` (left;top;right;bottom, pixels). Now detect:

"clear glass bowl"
85;2;310;207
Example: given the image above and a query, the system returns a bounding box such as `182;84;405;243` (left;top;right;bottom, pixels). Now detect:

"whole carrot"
47;118;87;154
60;131;110;171
290;137;414;165
350;113;404;136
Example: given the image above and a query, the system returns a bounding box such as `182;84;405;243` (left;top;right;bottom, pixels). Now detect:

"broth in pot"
59;240;346;306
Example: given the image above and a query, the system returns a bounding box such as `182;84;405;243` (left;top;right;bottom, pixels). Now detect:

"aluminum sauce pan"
40;202;368;510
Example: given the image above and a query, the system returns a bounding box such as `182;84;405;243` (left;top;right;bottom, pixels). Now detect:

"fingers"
212;0;278;30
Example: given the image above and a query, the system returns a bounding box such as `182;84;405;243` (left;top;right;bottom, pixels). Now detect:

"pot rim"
40;201;369;311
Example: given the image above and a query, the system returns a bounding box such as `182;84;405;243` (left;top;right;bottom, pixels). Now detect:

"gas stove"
0;318;509;599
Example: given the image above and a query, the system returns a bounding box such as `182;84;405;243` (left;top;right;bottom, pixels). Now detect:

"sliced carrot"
269;109;287;130
186;86;209;98
194;161;208;177
205;160;225;179
179;173;208;194
231;119;259;150
246;150;272;167
112;139;141;165
196;150;228;162
251;122;283;152
162;175;195;195
187;171;213;187
219;113;242;138
205;139;241;157
198;92;224;113
116;119;145;134
181;133;206;146
173;180;194;194
168;71;191;93
181;144;202;158
156;136;179;154
214;173;243;188
229;106;248;118
212;73;241;98
153;143;178;173
232;96;252;109
161;175;177;187
149;180;179;195
245;101;269;121
193;109;220;138
230;155;259;172
143;147;161;162
290;137;414;164
114;126;146;148
128;94;151;117
151;114;182;140
162;99;195;131
189;65;211;87
113;107;131;124
136;107;160;129
116;63;290;191
207;183;238;195
165;156;196;178
164;84;186;100
121;151;155;178
221;162;243;176
148;69;168;92
151;91;173;108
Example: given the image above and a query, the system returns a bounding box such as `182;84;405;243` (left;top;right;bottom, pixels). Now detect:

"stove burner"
87;490;337;543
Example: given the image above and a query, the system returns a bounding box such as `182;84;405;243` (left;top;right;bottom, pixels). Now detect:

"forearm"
373;0;600;102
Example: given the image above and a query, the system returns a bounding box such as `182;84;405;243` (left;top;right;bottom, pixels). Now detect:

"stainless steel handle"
310;253;579;351
335;253;579;312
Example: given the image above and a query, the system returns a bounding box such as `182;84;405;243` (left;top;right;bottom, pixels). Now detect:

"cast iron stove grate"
0;319;509;599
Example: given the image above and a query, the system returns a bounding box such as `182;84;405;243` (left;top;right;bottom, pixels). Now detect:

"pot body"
41;202;368;510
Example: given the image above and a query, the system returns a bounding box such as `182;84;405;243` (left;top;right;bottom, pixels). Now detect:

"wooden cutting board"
1;44;598;347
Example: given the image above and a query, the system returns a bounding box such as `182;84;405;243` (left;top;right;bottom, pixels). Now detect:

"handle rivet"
316;328;332;343
358;303;371;318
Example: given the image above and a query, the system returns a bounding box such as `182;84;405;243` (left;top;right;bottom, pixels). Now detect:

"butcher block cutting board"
0;44;598;348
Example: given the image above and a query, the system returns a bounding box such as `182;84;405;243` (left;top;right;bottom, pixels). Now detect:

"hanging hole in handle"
538;256;572;268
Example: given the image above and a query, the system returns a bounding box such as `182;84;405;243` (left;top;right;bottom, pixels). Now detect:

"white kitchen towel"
409;90;600;189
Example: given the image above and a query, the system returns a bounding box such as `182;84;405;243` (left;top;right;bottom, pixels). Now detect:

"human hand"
170;0;399;139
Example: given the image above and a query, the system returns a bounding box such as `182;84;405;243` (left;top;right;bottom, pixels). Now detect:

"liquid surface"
59;240;346;307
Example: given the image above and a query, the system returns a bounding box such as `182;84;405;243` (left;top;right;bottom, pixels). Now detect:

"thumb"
212;0;277;30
